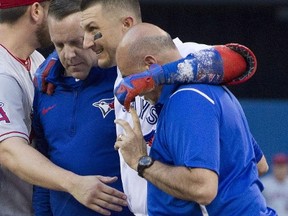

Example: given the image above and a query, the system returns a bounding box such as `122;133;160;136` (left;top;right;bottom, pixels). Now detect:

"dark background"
140;0;288;98
39;1;288;98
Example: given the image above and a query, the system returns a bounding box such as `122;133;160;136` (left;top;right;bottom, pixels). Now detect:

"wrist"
137;155;155;178
149;64;165;85
61;171;81;193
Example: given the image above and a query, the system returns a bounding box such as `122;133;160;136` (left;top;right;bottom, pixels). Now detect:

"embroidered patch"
0;102;10;123
92;98;114;118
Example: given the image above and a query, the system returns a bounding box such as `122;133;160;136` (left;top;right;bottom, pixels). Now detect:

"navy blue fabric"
32;54;132;216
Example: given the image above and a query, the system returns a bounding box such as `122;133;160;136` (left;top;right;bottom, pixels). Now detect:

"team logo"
92;98;114;118
0;102;10;123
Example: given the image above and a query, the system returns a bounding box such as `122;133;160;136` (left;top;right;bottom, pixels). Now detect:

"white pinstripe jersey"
114;38;211;216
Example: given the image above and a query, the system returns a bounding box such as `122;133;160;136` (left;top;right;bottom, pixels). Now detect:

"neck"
145;85;163;104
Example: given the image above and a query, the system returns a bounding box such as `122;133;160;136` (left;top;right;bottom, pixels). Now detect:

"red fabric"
0;0;46;9
214;45;246;83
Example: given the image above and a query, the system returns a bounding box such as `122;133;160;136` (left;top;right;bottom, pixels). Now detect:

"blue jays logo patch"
92;98;114;118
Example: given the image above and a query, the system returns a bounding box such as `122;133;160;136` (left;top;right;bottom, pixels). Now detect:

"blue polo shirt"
148;84;275;216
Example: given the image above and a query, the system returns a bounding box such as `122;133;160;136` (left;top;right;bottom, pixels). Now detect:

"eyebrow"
80;20;93;29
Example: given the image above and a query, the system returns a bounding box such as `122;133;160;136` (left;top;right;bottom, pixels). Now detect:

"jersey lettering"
147;107;158;125
0;102;10;123
138;98;150;120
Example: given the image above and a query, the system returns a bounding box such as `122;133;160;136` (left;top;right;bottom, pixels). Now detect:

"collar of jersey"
154;84;180;115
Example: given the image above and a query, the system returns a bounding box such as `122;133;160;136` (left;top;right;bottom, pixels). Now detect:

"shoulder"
90;66;117;84
0;47;16;72
33;50;62;87
30;50;45;65
0;73;20;90
92;65;117;75
31;50;45;59
171;84;224;103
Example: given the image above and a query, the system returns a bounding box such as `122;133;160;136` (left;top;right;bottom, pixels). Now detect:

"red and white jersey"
0;44;44;216
0;45;44;142
114;38;210;215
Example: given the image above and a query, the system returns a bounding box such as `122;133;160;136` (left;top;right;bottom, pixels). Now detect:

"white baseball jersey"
0;44;44;216
261;175;288;216
114;38;210;215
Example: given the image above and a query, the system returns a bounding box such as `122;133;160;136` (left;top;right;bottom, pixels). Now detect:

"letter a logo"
0;102;10;123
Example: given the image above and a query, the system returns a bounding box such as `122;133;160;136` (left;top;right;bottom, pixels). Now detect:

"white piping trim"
170;88;215;105
200;204;209;216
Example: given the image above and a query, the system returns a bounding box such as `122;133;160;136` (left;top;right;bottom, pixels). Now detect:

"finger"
117;134;123;141
130;108;142;135
89;187;128;212
114;136;125;150
101;186;128;203
47;83;55;95
89;199;123;214
93;178;128;202
97;176;118;184
114;143;119;150
114;119;133;137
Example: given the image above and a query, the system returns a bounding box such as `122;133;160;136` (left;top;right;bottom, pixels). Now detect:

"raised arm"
114;108;218;205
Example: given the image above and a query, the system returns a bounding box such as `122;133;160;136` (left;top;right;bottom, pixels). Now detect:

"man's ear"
121;16;134;32
29;2;43;23
144;55;157;69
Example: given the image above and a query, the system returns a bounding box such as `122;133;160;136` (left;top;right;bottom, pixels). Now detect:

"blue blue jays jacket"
32;52;133;216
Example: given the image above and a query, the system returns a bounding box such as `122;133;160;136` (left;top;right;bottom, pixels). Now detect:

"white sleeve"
0;74;30;142
173;37;212;57
114;68;153;215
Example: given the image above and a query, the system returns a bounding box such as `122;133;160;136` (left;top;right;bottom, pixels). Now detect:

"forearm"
0;137;78;192
141;160;218;205
160;45;249;85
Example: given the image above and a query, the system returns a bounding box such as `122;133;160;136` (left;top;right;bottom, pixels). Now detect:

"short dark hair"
80;0;142;21
0;6;28;24
48;0;81;20
0;1;49;24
